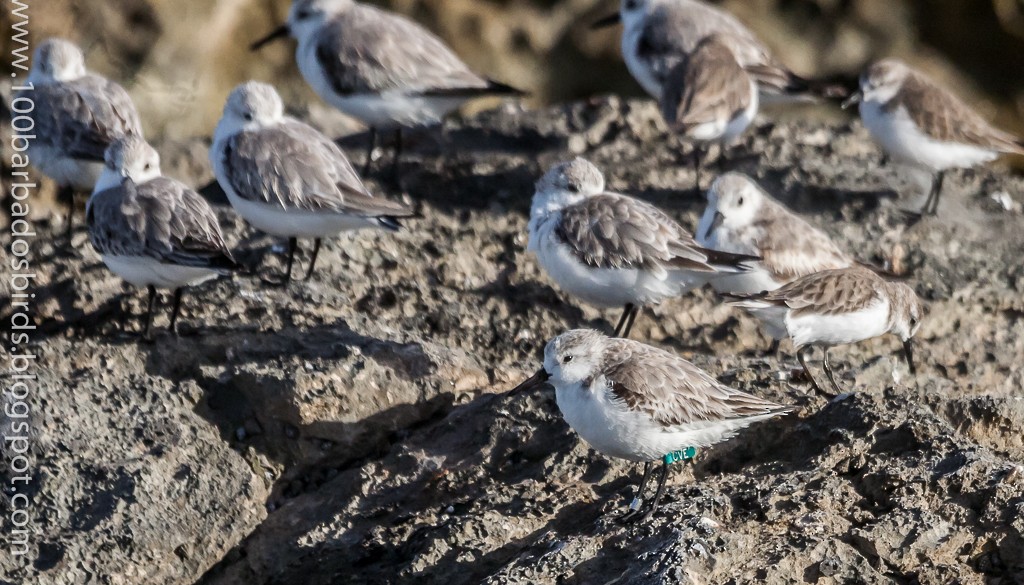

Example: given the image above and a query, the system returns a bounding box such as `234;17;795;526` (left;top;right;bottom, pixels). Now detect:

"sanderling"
21;38;143;240
527;158;757;338
844;58;1024;216
592;0;845;103
659;35;758;189
211;81;414;283
251;0;525;175
697;173;852;348
728;267;923;396
511;328;792;521
87;137;237;340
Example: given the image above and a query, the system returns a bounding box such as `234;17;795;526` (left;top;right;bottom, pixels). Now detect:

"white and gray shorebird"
843;58;1024;216
211;81;415;283
527;158;757;338
250;0;525;175
21;38;143;240
697;173;852;348
511;329;793;522
87;137;237;340
728;267;924;396
659;34;758;189
591;0;846;103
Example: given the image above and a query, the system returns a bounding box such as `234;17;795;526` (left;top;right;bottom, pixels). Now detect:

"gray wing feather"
604;339;792;429
88;177;234;269
26;75;142;161
315;5;486;95
555;193;732;273
749;203;851;282
639;2;773;92
223;120;413;217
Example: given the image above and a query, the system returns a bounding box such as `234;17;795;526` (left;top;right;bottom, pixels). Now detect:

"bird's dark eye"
243;113;254;121
566;184;580;193
562;355;573;364
737;197;744;206
625;0;640;9
143;163;151;171
296;9;311;19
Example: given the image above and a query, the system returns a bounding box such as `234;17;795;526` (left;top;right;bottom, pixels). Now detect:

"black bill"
902;339;916;375
840;90;862;110
508;369;550;395
250;24;290;51
590;12;621;29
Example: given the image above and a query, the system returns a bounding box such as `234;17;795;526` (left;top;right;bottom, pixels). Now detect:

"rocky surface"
4;0;1023;141
2;97;1024;583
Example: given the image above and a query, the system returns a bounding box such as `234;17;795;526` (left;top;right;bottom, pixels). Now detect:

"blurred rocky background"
2;0;1023;141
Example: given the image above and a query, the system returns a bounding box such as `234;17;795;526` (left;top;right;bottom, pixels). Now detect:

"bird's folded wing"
31;76;142;161
316;7;486;96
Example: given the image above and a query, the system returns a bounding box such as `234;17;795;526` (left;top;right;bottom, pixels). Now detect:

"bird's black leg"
59;185;75;243
282;237;298;284
613;303;635;337
362;127;377;177
716;142;728;172
639;461;671;522
821;347;842;397
924;171;945;216
143;285;158;342
797;346;826;395
620;461;653;523
620;305;640;338
392;128;404;183
766;338;781;357
303;238;322;281
692;144;705;193
168;288;184;335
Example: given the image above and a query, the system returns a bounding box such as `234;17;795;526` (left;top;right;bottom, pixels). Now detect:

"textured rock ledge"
1;97;1023;584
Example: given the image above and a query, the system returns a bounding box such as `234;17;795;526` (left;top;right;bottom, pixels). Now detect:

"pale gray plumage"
221;119;412;218
661;34;754;134
870;59;1024;154
706;174;851;283
88;176;235;271
589;332;793;429
633;0;794;96
30;77;142;161
312;2;490;96
24;38;142;162
555;193;753;273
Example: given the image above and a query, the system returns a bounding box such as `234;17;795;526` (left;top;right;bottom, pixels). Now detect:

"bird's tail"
484;78;530;97
702;248;761;273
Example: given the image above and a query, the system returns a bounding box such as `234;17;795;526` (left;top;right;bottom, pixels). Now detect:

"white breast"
622;24;663;99
555;377;782;462
529;214;707;309
29;144;104;190
860;101;998;171
103;255;220;289
786;295;891;348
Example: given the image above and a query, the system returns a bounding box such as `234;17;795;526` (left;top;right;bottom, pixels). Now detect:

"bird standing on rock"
88;137;237;341
697;173;853;350
250;0;526;177
845;58;1024;216
727;266;924;396
21;38;143;243
527;158;758;339
211;81;414;284
591;0;846;103
511;329;793;522
659;35;759;190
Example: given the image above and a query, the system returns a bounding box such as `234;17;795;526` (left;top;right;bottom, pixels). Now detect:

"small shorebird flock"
25;0;1022;522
